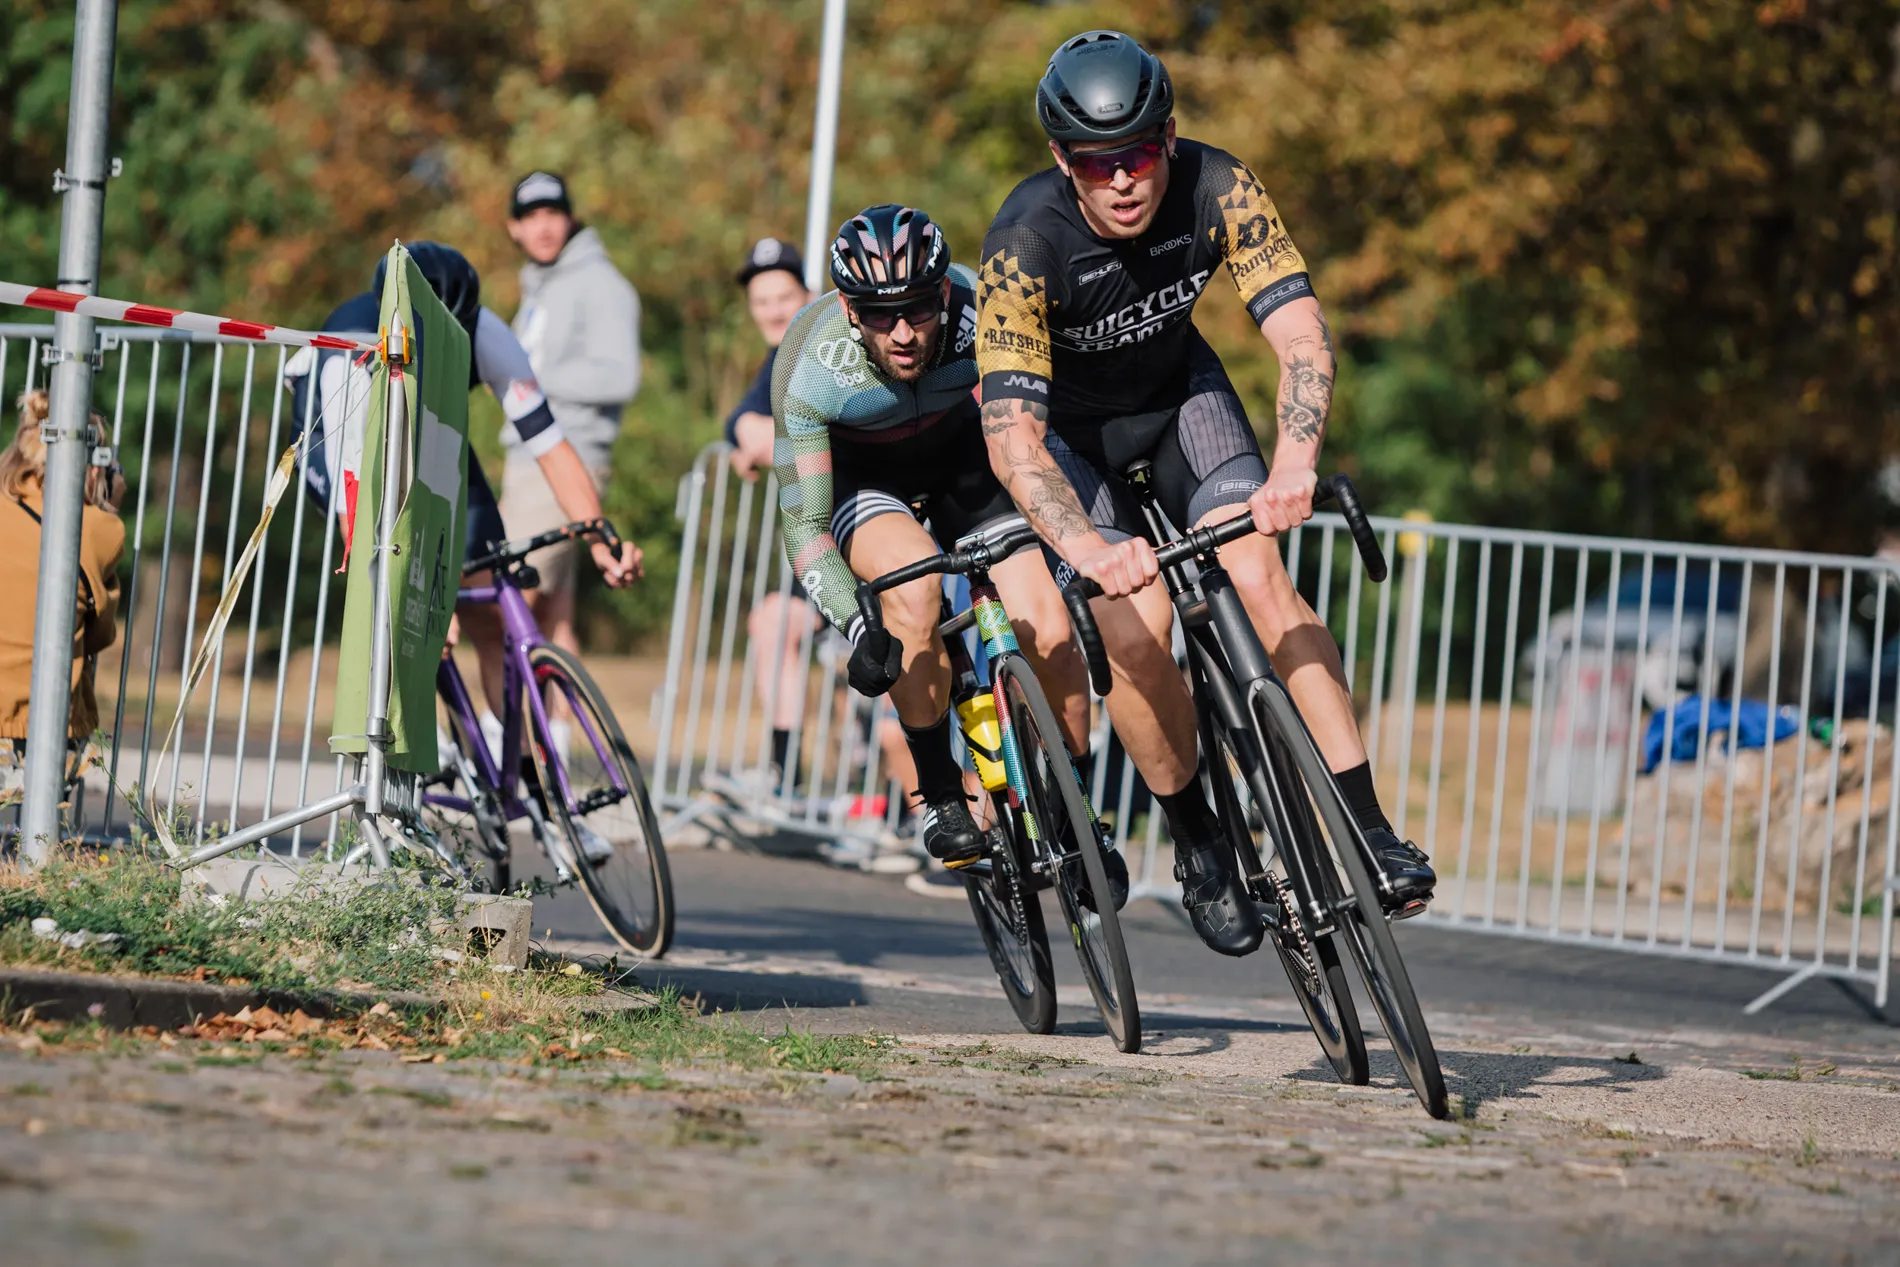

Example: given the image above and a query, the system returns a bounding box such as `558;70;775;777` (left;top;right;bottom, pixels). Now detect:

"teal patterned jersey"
770;263;981;638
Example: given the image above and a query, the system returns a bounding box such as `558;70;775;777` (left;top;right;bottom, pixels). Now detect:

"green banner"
330;245;471;772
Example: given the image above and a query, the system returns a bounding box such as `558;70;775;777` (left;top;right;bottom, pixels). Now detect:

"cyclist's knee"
878;575;942;647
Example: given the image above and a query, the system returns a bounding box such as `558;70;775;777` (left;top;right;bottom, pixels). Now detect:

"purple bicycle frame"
427;567;631;831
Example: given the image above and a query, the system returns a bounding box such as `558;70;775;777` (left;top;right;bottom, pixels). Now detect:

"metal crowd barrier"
653;442;1896;1010
1;322;356;854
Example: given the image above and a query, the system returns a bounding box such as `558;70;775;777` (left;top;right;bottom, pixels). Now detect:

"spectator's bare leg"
456;599;508;718
747;592;819;776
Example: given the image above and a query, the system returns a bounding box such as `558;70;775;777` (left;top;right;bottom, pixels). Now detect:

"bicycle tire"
422;696;511;894
1206;718;1367;1085
527;645;675;957
963;840;1057;1034
997;657;1141;1053
1253;686;1448;1119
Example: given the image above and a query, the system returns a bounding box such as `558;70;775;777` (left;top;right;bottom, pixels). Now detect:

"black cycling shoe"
1366;829;1435;918
1074;825;1130;914
1174;840;1263;956
918;792;985;866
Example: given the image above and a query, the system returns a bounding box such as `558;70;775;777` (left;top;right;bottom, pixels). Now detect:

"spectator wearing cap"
725;238;812;480
726;239;821;786
503;171;642;662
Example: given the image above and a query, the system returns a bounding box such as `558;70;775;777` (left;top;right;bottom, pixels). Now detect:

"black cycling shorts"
466;458;508;561
828;413;1022;553
1043;330;1266;546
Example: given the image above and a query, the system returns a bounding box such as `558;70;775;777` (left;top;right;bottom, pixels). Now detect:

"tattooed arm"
980;398;1158;598
1249;295;1335;535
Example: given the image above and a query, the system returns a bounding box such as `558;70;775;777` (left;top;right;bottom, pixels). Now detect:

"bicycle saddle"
1122;458;1154;481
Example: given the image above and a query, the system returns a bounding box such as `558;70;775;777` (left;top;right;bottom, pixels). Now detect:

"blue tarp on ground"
1640;696;1801;774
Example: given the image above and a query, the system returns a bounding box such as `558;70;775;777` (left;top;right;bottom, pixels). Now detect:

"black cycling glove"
846;627;904;697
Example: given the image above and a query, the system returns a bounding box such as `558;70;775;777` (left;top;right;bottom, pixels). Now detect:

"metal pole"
21;0;119;862
802;0;847;292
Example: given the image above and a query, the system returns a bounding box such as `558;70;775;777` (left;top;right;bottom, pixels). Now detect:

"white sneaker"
479;710;504;765
574;823;614;864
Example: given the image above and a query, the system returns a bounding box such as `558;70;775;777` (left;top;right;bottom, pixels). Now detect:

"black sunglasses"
851;294;941;333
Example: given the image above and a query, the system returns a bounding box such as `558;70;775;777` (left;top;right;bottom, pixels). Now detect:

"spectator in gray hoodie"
504;170;642;667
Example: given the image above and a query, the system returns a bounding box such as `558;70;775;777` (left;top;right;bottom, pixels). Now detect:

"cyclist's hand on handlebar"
846;628;904;697
590;540;643;588
1250;465;1318;537
1068;536;1159;599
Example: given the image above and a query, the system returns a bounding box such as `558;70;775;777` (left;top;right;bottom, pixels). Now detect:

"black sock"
902;713;965;802
771;728;798;781
1334;761;1392;834
1156;782;1219;847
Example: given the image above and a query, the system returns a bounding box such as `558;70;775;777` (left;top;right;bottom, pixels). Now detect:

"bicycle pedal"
942;854;983;872
1391;897;1430;922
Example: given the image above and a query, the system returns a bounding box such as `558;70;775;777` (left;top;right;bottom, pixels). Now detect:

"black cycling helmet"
1036;30;1174;145
829;204;950;301
372;241;481;341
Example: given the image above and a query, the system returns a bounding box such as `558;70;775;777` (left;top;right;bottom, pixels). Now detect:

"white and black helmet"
829;204;950;301
1036;30;1175;145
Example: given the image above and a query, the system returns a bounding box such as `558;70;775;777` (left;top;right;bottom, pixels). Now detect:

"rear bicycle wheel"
963;825;1057;1034
421;692;511;894
997;657;1140;1053
1207;717;1366;1085
1253;689;1448;1119
527;645;675;957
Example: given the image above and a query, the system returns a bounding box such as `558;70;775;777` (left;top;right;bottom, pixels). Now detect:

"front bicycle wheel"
997;657;1140;1053
1253;688;1448;1119
962;827;1057;1034
527;645;675;957
1206;718;1366;1085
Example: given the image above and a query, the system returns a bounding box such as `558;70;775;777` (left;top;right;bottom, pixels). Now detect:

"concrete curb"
0;967;660;1032
0;967;433;1031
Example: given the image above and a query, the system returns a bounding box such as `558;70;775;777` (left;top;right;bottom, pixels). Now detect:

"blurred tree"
2;0;1896;646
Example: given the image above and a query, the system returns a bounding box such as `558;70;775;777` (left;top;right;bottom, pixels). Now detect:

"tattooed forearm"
982;401;1094;541
1277;351;1333;446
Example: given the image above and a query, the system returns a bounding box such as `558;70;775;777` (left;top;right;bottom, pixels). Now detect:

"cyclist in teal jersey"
773;204;1116;900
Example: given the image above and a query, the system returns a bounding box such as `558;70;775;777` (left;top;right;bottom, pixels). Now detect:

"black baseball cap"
736;237;806;287
510;171;572;219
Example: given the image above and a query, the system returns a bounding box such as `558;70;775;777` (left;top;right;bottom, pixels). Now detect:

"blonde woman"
0;390;124;765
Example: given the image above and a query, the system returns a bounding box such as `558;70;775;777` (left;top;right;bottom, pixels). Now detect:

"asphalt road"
544;840;1898;1061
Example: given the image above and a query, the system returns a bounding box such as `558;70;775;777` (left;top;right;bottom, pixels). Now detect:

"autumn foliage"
1;0;1894;569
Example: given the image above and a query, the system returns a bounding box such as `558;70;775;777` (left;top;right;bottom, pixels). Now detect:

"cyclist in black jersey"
976;31;1434;955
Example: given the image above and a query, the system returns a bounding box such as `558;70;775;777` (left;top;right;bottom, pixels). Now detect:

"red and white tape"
0;282;371;353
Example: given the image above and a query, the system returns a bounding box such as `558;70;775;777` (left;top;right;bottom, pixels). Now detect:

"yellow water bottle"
956;691;1010;791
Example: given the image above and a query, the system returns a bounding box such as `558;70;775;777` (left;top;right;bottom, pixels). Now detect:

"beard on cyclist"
837;278;953;384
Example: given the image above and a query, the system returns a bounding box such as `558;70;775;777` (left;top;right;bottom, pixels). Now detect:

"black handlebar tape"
854;582;884;636
592;517;623;552
1318;475;1388;583
1062;583;1113;697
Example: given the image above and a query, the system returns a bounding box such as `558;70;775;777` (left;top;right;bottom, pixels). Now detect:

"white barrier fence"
1;322;355;853
653;442;1896;1011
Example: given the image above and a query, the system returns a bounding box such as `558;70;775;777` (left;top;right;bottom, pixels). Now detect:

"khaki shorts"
499;454;610;596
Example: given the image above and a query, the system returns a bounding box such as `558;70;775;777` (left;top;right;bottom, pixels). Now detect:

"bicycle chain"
1272;873;1323;998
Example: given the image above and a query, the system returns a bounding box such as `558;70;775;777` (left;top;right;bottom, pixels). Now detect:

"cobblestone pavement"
3;1015;1897;1266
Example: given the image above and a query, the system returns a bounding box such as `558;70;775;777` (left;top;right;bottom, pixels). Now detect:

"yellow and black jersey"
977;139;1311;425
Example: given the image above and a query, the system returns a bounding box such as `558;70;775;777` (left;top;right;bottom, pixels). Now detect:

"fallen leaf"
562;963;584;977
231;1007;255;1025
399;1053;434;1063
286;1010;324;1037
367;1002;392;1018
248;1006;285;1030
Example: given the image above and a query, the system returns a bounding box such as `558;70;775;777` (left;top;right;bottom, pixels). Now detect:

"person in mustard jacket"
0;390;124;770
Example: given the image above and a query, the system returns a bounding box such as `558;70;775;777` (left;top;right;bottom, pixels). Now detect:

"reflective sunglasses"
852;294;941;333
1064;135;1168;185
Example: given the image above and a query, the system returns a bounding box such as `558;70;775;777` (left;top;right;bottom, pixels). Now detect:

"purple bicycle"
423;517;674;957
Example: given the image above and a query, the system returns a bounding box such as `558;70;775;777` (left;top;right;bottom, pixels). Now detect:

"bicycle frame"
426;566;633;846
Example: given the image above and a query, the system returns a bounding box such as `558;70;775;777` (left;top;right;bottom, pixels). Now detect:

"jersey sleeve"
975;223;1058;409
1199;152;1315;326
475;308;566;457
770;310;864;641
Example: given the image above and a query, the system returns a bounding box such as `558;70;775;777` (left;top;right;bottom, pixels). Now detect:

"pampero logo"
1149;233;1193;256
1003;374;1047;393
1078;259;1122;285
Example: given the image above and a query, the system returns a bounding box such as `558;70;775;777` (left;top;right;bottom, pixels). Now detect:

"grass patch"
0;844;461;994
